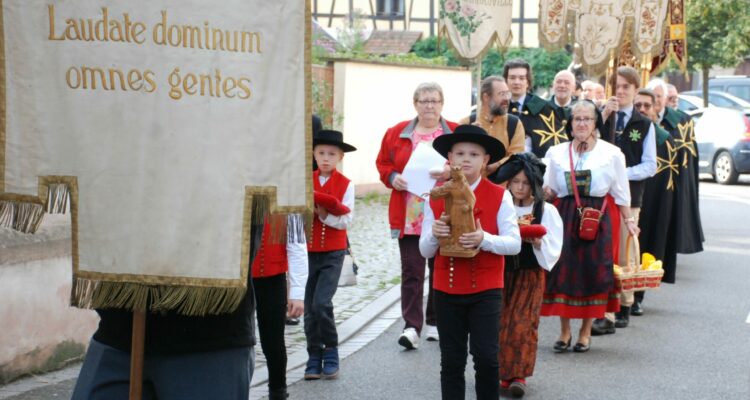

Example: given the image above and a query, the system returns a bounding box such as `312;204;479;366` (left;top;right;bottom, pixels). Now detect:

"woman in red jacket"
375;82;458;349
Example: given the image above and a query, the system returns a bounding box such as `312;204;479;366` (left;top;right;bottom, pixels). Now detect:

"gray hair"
571;100;597;117
666;83;677;91
646;78;668;94
413;82;444;102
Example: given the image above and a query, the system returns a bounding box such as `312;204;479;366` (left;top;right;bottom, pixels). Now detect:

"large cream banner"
439;0;513;61
0;1;311;315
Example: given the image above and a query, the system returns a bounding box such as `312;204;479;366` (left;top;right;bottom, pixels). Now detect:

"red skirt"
540;292;620;319
542;195;620;319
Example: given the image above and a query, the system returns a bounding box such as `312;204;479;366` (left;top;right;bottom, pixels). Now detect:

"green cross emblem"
629;129;642;142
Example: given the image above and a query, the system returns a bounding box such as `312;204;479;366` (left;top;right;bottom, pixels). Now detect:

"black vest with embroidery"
511;93;568;158
604;109;651;206
505;203;543;270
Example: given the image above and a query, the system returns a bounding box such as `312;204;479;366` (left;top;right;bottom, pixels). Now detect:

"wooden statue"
430;166;479;258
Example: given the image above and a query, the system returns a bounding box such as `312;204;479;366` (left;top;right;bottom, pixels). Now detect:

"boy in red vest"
421;125;521;400
252;215;308;399
304;130;356;380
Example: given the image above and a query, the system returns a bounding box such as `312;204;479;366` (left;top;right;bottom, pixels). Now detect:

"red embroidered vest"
251;220;288;278
430;178;506;294
308;169;350;252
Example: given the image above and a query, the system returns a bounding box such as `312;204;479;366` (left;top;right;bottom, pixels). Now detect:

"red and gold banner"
650;0;687;75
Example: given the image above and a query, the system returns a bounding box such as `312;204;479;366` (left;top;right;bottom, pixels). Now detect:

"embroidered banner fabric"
540;0;669;74
0;1;310;315
439;0;513;61
650;0;687;75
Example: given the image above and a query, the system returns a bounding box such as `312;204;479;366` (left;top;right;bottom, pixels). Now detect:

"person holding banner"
375;82;458;349
304;130;356;380
593;66;657;334
71;223;263;400
252;215;308;399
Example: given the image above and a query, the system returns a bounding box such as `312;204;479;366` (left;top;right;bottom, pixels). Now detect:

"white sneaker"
425;325;439;342
398;327;420;350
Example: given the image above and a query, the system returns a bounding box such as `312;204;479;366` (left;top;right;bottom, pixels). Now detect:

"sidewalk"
0;194;405;400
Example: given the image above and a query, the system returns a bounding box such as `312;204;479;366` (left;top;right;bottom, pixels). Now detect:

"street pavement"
286;179;750;400
2;179;750;399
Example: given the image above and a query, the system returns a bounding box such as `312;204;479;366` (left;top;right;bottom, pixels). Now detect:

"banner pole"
129;309;146;400
475;56;483;113
606;50;617;143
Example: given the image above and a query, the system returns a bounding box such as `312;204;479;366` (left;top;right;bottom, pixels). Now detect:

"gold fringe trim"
71;278;247;317
0;178;72;233
0;199;45;233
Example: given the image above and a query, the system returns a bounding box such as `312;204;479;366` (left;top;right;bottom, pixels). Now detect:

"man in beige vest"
461;76;525;182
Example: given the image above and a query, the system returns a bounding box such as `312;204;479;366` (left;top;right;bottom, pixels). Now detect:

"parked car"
677;94;706;113
681;90;750;111
691;107;750;185
709;76;750;103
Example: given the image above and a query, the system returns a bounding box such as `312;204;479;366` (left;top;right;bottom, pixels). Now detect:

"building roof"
362;30;423;55
312;19;340;54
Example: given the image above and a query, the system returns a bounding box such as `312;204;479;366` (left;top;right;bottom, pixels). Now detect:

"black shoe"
590;318;615;335
615;306;630;328
553;338;571;353
573;339;591;353
268;388;289;400
631;301;643;316
285;317;300;326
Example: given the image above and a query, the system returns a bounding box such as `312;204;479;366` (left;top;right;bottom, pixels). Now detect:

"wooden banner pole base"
129;309;146;400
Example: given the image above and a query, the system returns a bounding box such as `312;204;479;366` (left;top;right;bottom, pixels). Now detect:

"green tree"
686;0;750;106
412;37;572;90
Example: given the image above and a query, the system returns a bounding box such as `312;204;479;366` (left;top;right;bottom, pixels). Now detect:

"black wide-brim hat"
433;124;506;164
313;130;357;152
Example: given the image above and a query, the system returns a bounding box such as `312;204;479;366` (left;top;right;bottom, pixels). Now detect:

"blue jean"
71;339;254;400
304;250;345;351
435;289;502;400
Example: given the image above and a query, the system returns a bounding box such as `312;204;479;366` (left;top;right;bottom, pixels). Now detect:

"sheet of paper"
401;142;447;199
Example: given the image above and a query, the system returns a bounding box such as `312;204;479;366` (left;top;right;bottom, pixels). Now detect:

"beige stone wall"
0;214;98;383
331;60;472;188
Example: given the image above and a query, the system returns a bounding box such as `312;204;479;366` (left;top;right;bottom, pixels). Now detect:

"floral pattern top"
404;127;444;235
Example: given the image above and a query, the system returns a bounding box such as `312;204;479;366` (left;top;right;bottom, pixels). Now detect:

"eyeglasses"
416;100;442;106
572;117;596;124
634;102;652;110
497;91;511;98
666;95;677;101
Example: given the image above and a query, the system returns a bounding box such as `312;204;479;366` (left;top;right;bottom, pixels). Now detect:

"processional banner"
0;1;311;315
539;0;669;74
439;0;514;61
650;0;687;75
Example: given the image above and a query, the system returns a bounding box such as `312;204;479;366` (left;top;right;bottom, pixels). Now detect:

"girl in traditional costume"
494;153;563;397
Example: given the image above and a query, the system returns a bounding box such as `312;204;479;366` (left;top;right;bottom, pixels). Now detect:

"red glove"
314;191;351;216
520;224;547;239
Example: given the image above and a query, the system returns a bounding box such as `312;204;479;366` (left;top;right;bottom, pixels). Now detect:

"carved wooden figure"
430;166;479;258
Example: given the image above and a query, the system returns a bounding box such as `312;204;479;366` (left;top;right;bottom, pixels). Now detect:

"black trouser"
435;289;502;400
304;250;345;351
252;273;288;392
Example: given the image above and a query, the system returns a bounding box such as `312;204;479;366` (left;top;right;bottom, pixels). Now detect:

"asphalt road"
287;180;750;400
4;180;750;400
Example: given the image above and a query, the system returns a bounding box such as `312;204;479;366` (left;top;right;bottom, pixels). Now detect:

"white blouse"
514;203;563;272
543;141;631;206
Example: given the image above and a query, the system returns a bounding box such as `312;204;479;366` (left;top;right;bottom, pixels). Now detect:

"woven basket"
613;235;663;292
